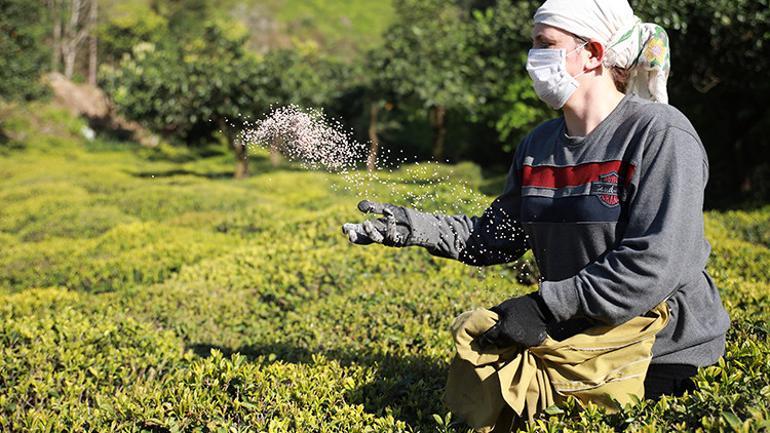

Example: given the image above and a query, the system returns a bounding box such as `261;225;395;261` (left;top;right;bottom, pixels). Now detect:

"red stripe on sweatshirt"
522;160;636;189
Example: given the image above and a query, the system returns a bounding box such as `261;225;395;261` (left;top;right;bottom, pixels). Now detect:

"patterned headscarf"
534;0;671;104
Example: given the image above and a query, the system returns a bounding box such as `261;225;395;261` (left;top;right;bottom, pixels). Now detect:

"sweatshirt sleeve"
539;126;710;325
408;151;530;266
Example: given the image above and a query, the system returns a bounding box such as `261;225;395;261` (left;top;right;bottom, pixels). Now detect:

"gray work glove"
341;200;436;248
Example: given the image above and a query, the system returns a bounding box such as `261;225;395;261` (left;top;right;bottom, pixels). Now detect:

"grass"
0;102;768;432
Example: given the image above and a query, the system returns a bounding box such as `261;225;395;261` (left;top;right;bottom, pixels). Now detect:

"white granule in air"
237;105;367;172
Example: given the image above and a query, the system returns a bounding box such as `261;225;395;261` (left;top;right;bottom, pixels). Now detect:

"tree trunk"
429;104;447;161
63;0;82;79
63;50;76;79
233;142;249;179
50;0;62;72
270;137;281;166
61;0;92;80
220;120;249;179
87;0;97;86
367;101;381;172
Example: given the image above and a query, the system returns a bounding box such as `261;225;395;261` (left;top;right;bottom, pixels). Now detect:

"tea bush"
0;104;768;432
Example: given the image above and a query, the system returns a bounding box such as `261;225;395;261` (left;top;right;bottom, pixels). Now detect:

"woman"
342;0;730;401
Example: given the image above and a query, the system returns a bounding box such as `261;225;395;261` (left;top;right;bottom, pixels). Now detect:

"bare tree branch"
51;0;62;72
88;0;97;85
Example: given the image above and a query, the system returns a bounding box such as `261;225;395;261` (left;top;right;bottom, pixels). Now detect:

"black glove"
477;292;555;349
341;200;435;248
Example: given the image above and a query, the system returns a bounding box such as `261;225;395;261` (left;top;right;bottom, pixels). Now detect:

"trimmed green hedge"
0;104;768;432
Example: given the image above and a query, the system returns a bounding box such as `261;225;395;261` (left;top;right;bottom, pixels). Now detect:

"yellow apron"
443;302;670;432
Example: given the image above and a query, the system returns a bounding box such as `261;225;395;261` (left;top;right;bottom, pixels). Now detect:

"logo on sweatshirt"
591;172;621;207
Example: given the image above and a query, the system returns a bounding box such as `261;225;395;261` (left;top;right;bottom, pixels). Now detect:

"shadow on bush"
132;168;235;180
188;341;449;429
128;152;315;179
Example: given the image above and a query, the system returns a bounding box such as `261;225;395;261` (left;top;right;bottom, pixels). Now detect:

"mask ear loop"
568;39;591;79
570;35;610;80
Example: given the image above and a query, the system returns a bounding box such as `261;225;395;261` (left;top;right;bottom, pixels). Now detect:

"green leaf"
723;411;743;432
432;413;444;425
544;404;565;416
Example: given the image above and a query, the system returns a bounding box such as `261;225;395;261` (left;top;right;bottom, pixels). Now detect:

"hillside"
262;0;395;54
101;0;395;57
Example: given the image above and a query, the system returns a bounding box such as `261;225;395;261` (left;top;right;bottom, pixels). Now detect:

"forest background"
2;0;769;209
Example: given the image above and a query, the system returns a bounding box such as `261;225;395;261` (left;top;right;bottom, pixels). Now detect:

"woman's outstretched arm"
342;153;531;266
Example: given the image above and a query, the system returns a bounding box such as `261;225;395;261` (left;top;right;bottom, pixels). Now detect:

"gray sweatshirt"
413;94;731;366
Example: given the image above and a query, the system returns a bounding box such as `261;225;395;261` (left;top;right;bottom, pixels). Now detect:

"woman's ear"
585;40;605;70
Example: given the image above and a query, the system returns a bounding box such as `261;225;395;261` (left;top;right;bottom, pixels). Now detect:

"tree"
103;21;349;178
633;0;770;206
87;0;97;85
102;22;265;178
357;47;399;171
97;3;169;67
49;0;98;81
377;0;475;160
0;0;49;101
465;0;551;153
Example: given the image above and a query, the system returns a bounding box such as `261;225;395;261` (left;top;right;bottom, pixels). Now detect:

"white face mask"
526;42;588;110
